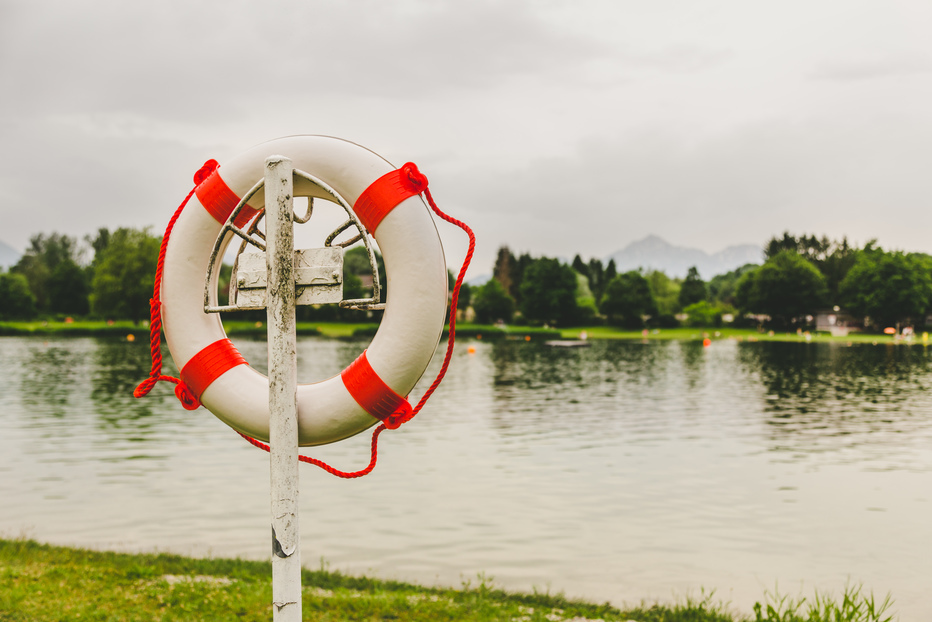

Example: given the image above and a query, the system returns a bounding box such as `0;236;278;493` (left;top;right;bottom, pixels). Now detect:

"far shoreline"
0;319;924;347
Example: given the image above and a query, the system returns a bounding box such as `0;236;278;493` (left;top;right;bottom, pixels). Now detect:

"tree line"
0;228;387;323
467;233;932;332
0;229;160;323
3;229;931;333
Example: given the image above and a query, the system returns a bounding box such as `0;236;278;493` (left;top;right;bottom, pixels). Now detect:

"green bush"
682;301;723;327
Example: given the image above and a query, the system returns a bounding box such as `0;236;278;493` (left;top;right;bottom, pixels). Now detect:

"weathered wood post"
265;155;302;621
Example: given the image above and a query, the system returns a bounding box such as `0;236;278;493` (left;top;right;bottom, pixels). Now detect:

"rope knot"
193;159;219;186
133;377;158;398
384;401;414;430
401;162;428;194
174;382;201;410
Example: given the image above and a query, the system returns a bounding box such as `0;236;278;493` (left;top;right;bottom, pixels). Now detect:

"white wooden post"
265;155;302;621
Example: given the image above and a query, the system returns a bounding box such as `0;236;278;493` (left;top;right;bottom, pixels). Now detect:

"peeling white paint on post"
265;155;302;621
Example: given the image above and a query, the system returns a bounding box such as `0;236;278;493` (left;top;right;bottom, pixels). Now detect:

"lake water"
1;335;930;618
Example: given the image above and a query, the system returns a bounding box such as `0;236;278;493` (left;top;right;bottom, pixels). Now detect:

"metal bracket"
203;169;385;314
235;248;343;309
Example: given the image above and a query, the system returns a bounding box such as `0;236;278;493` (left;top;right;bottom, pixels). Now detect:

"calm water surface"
1;335;931;617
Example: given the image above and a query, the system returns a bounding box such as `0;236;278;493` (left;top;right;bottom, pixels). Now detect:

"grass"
0;319;925;347
0;539;896;621
556;325;927;346
0;320;370;340
751;586;895;622
0;320;151;338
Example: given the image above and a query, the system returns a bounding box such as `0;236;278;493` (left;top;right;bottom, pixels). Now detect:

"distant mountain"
605;235;761;279
0;240;20;269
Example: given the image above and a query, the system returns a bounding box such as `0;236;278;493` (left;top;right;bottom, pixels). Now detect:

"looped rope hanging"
237;181;475;478
133;161;219;404
134;158;475;479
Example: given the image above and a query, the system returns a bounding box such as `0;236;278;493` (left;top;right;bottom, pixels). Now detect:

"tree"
571;255;589;279
48;259;90;316
733;268;758;314
90;228;161;323
518;257;579;325
456;282;472;311
87;228;111;259
765;232;831;267
708;263;758;307
493;247;514;292
573;270;598;323
681;300;723;327
645;270;680;317
677;266;707;308
820;237;859;304
738;250;827;328
344;245;373;276
0;272;37;319
343;245;385;303
600;271;658;328
840;248;932;329
472;278;515;324
587;258;605;300
512;252;533;305
764;232;862;305
603;258;617;285
343;271;366;302
11;253;49;311
11;232;86;313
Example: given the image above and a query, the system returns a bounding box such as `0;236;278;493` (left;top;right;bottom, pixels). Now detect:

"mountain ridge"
605;235;761;279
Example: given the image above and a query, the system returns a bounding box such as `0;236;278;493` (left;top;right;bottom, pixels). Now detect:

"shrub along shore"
0;539;896;621
0;319;924;346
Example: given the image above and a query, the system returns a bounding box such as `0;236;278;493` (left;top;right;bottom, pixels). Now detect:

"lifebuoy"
159;135;448;447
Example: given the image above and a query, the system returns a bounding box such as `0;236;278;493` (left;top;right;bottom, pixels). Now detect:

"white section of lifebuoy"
160;136;448;446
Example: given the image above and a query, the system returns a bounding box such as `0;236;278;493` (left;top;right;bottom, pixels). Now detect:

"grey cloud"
0;115;209;250
447;113;932;259
812;56;932;82
627;45;734;75
0;0;605;122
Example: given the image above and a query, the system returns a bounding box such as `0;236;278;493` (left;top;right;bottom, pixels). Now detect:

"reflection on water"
1;335;931;618
20;341;87;416
737;342;932;469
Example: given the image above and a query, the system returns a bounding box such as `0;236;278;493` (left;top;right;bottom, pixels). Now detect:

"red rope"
241;184;476;478
135;160;475;479
134;160;219;406
411;186;475;416
237;427;388;479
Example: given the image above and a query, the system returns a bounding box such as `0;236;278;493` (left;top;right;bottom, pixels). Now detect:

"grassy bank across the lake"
0;319;924;347
0;539;895;621
554;325;925;345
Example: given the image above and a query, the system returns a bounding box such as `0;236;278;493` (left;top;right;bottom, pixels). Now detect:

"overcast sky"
1;0;930;278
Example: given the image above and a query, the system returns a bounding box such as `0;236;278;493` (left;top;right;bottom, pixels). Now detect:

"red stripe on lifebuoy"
195;168;261;228
180;338;249;401
353;162;428;233
341;350;411;425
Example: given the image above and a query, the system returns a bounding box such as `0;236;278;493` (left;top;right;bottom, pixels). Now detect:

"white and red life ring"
159;135;448;447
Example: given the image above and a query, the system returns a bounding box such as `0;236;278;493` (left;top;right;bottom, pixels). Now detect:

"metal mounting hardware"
235;248;343;309
203;168;385;314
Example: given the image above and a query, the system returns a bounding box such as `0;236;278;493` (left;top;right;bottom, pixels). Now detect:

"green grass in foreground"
0;539;895;621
